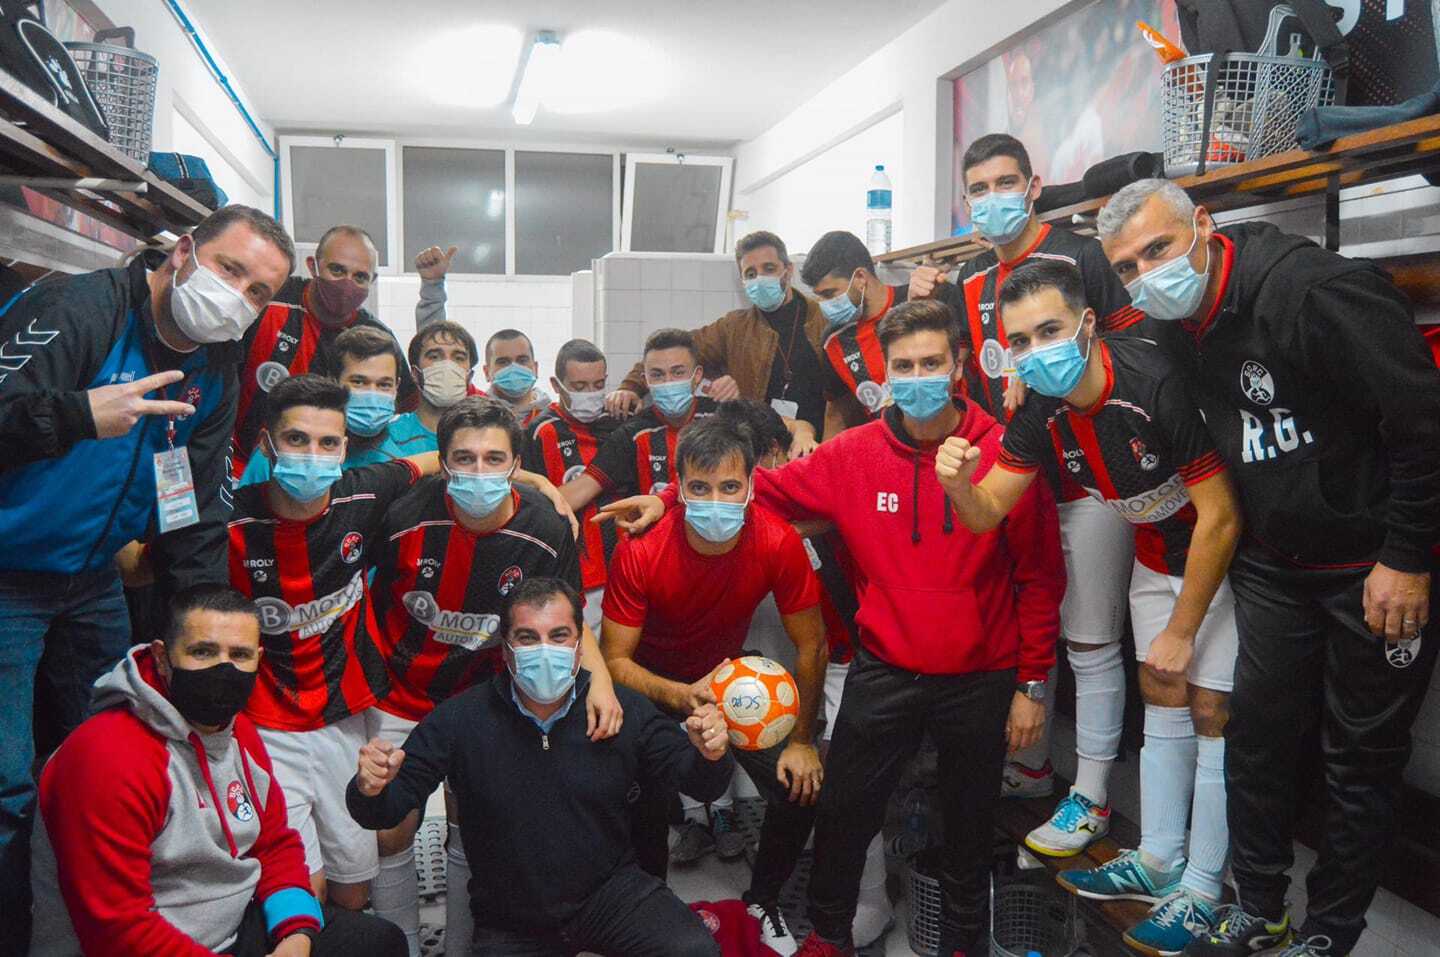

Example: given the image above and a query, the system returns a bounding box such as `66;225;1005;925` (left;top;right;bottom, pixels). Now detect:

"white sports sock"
1011;661;1059;770
1069;642;1125;805
853;832;893;946
679;791;709;824
444;823;474;957
1182;735;1229;902
372;845;420;957
1139;704;1197;874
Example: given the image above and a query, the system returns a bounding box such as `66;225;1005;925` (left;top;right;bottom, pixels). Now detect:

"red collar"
1000;222;1051;267
1072;339;1115;417
1182;233;1235;341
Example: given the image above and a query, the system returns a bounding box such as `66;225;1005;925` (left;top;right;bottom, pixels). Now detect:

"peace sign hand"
87;369;194;439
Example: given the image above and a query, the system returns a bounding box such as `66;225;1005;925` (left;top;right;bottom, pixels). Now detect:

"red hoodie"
754;401;1062;680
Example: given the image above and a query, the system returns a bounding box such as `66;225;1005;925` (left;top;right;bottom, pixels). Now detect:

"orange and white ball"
709;655;799;751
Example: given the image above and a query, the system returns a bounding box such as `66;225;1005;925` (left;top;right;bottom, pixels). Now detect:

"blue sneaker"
1125;890;1220;956
1057;848;1183;904
1024;788;1111;857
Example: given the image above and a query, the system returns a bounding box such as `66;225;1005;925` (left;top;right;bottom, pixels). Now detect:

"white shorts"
259;712;378;883
364;706;419;748
822;661;849;743
584;587;604;632
1059;496;1135;645
1129;560;1239;693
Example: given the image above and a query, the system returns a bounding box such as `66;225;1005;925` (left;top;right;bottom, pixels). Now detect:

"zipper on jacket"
910;452;921;544
542;733;550;751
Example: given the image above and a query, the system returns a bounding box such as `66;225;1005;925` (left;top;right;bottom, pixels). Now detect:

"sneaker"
1001;759;1055;799
669;820;714;865
1057;848;1183;904
1024;788;1111;857
1275;935;1335;956
712;807;746;860
1125;890;1221;956
795;930;855;956
746;900;797;956
1183;904;1293;956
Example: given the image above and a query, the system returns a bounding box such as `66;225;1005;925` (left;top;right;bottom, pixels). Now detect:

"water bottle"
902;787;931;854
866;164;893;256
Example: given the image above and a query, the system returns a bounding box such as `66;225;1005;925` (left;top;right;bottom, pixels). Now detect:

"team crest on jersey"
256;361;289;392
1240;361;1274;406
696;909;721;934
563;464;586;483
226;781;254;822
340;532;364;564
498;565;524;596
1130;438;1159;471
1387;635;1422;669
855;380;887;412
178;385;201;420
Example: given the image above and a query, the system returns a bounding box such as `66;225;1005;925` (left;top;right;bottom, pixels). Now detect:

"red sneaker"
795;931;856;957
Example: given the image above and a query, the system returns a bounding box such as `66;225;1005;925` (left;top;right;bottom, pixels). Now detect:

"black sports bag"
0;0;110;141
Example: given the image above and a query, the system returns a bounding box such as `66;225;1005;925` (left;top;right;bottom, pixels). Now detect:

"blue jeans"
0;567;131;955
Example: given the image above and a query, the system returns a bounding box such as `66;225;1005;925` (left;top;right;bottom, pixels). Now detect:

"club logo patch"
340;531;364;564
1387;635;1422;669
256;361;289;392
1130;437;1159;471
697;909;721;934
226;781;254;822
498;565;524;596
1240;361;1274;406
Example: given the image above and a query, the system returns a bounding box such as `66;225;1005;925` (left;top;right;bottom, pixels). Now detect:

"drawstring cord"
190;733;239;857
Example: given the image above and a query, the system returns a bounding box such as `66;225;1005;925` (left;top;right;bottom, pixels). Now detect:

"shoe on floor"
852;899;895;949
669;820;715;865
1274;935;1337;956
1024;788;1110;857
744;902;796;956
1125;890;1220;956
711;807;747;860
1182;903;1292;956
795;931;855;957
1001;759;1055;799
1057;848;1183;905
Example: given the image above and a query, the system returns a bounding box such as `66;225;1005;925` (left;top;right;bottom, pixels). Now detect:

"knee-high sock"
1070;642;1126;805
852;832;893;945
1140;704;1198;874
372;844;419;957
1182;735;1228;902
1010;661;1059;770
444;823;474;957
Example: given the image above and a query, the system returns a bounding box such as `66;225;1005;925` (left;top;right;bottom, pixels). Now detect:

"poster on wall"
952;0;1179;233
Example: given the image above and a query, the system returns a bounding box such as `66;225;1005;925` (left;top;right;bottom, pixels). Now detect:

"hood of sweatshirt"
92;645;238;758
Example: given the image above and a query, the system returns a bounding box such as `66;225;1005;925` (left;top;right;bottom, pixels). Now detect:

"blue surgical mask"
345;390;395;437
509;643;579;704
744;276;787;312
491;363;537;398
650;378;696;418
1014;319;1093;398
448;469;512;518
272;451;343;503
820;275;861;327
682;492;750;544
1125;217;1210;321
969;189;1032;245
889;374;953;422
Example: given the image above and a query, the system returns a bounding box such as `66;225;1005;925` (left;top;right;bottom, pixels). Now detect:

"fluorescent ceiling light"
412;25;522;108
512;31;561;125
543;30;665;115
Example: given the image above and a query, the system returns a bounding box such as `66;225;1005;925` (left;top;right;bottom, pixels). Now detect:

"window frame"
279;134;400;275
620;152;734;255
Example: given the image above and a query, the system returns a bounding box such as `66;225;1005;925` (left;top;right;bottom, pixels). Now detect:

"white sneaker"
1023;788;1111;857
746;900;797;956
852;899;895;949
1000;759;1055;799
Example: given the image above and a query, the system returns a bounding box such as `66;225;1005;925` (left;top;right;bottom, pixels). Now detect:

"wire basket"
905;852;945;955
64;41;158;163
1161;4;1335;177
989;882;1080;957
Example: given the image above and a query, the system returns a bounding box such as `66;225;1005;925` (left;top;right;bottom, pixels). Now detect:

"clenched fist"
686;703;730;761
357;738;406;797
908;264;947;301
935;435;982;493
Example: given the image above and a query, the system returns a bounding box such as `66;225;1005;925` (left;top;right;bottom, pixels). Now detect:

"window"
401;146;507;275
515;151;614;275
622;153;733;254
280;137;396;268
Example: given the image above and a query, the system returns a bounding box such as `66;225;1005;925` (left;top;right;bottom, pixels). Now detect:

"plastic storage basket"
64;40;158;163
906;861;1081;957
1161;4;1335;177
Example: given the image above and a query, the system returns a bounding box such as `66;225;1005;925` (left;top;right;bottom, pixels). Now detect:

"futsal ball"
709;655;799;751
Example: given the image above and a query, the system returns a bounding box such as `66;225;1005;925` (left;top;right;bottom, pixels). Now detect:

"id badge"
770;397;799;419
154;446;200;533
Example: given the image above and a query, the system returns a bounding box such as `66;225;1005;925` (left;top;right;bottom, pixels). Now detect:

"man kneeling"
29;585;406;956
347;577;732;957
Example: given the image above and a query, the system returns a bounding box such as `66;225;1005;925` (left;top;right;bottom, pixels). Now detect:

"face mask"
491;363;537;398
1125;217;1210;321
509;643;579;705
820;274;861;327
1014;319;1093;398
270;442;343;503
890;374;953;421
170;250;257;344
310;274;369;323
448;468;512;518
420;360;470;409
166;660;258;728
682;490;750;544
969;189;1032;245
561;386;606;424
651;378;696;418
744;276;787;312
345;390;395;437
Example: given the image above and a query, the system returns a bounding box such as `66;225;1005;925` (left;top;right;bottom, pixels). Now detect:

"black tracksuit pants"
806;647;1012;952
1226;548;1439;953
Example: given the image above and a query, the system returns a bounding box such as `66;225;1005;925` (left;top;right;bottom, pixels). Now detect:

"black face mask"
166;661;258;728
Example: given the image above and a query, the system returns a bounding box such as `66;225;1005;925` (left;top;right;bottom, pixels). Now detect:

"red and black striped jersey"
997;338;1226;576
523;403;620;591
583;400;715;497
370;480;581;721
228;459;422;731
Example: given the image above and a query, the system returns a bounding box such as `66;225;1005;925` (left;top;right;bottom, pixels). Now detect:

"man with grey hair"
1098;178;1440;957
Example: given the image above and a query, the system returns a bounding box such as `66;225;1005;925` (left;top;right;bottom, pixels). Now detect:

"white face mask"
420;360;470;409
170;250;258;344
562;386;606;424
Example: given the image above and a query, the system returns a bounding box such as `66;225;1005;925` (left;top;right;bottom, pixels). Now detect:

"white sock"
1139;704;1197;874
1069;642;1125;805
1182;735;1228;902
1011;661;1059;770
444;823;474;957
372;845;420;957
680;791;709;825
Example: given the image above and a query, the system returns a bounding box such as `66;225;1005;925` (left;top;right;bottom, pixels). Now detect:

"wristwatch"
1018;680;1046;702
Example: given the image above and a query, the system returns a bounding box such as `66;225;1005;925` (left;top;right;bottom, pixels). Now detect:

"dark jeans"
224;901;408;956
1226;550;1440;953
0;568;131;956
468;863;718;957
806;648;1012;952
629;730;816;904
